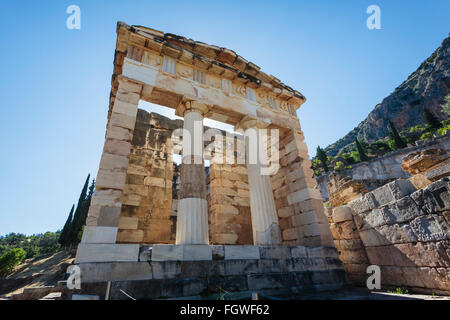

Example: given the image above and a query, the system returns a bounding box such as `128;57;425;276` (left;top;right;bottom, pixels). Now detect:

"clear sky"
0;1;448;236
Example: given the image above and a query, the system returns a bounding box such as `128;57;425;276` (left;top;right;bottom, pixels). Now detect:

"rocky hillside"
325;34;450;156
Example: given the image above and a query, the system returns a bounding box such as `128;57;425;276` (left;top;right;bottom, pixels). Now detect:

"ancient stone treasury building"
75;22;348;299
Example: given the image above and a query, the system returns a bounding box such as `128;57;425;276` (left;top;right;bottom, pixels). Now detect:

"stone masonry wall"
330;178;450;294
325;206;369;286
117;110;181;244
271;129;334;247
209;163;253;245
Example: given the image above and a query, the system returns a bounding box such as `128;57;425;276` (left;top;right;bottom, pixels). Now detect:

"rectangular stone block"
99;153;129;172
358;228;390;247
332;206;353;223
348;192;377;214
290;246;307;258
75;243;140;263
151;261;182;279
151;244;213;261
79;262;152;282
97;206;122;227
259;246;291;259
113;100;138;117
382;196;424;225
287;188;322;205
106;125;133;142
224;245;260;260
292;210;316;226
303;223;320;237
224;259;260;275
371;179;416;207
118;216;139;229
96;169;127;190
103;138;132;157
116;229;144;243
410;215;449;242
91;189;122;207
81;226;118;244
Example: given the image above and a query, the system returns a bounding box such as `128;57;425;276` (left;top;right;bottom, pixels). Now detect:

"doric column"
236;118;282;245
175;101;209;244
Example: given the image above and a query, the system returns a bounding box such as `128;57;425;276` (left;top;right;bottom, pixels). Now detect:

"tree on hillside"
58;205;74;248
423;107;442;130
68;174;91;246
355;138;369;162
442;94;450;116
316;146;329;172
388;120;407;149
0;248;26;276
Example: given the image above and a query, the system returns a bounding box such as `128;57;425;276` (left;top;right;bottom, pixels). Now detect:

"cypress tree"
423;108;441;130
316;146;329;172
58;205;74;247
355;138;369;162
69;174;90;245
388;120;407;149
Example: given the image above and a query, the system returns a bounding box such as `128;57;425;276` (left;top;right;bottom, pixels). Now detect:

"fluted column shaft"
176;105;209;244
238;120;282;246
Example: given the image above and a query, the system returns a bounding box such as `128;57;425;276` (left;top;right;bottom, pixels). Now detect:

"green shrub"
333;161;345;172
0;248;26;276
387;139;396;151
436;124;450;136
388;287;409;295
420;132;433;141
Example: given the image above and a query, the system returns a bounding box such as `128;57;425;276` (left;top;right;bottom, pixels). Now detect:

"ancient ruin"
74;22;349;299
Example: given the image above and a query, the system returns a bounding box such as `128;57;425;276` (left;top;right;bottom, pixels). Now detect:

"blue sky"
0;0;448;236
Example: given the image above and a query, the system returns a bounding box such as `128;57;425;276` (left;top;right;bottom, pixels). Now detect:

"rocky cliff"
325;34;450;156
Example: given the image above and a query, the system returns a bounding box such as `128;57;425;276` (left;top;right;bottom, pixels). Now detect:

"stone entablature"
109;22;305;131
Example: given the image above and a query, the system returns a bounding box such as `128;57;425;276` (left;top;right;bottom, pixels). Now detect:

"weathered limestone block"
338;249;368;264
335;239;363;251
381;195;425;225
377;223;418;244
81;226;118;244
410;178;450;214
79;262;152;282
348;192;378;215
410;215;449;242
370;179;416;207
426;163;450;182
329;221;359;240
75;243;140;263
358;228;390;247
332;206;353;223
116;229;144;243
151;244;212;261
401;148;448;175
224;245;260;260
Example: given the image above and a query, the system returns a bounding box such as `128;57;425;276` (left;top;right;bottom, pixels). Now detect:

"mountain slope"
325;34;450;156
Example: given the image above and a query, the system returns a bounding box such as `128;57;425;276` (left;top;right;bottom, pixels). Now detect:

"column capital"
234;115;270;132
175;100;210;117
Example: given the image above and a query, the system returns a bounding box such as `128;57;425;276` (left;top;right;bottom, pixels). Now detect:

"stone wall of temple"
116;110;181;244
271;129;334;247
209;163;253;245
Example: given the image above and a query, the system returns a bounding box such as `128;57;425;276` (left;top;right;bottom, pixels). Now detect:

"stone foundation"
76;245;349;299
